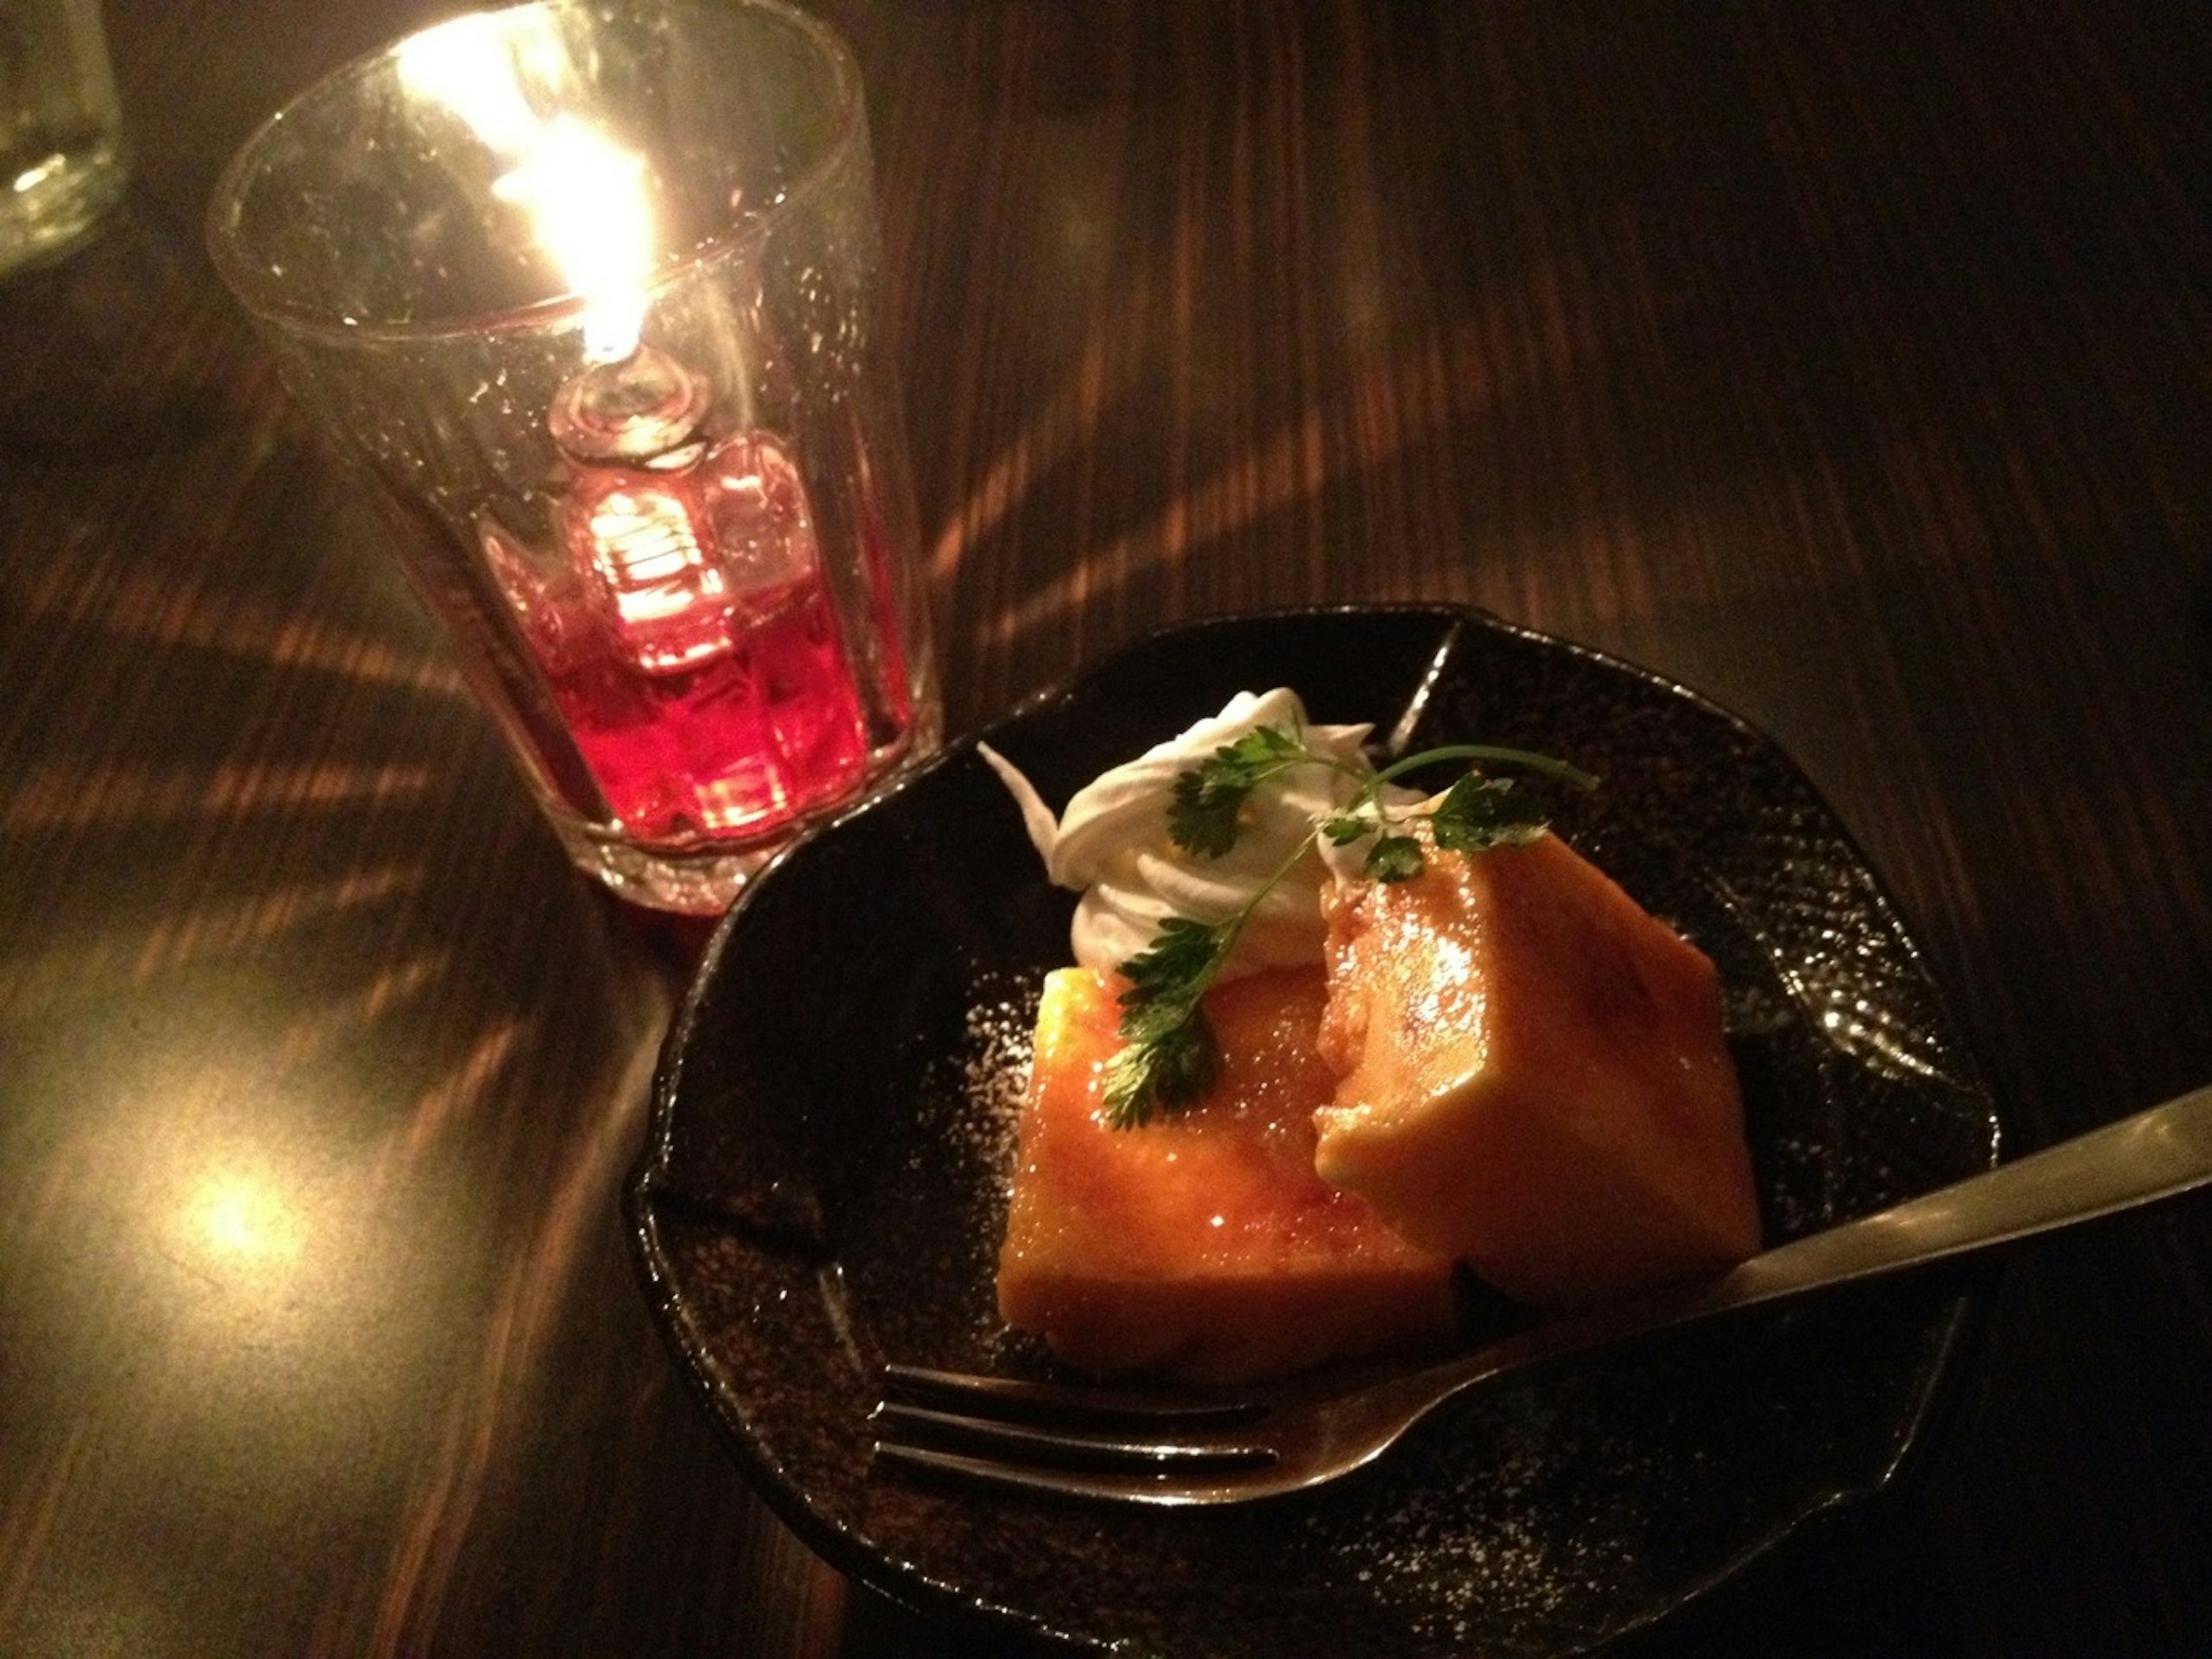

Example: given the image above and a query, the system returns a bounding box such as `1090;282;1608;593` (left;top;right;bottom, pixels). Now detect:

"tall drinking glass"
207;0;939;913
1;0;130;275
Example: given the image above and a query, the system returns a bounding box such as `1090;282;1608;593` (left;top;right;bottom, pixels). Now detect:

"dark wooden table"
5;2;2209;1654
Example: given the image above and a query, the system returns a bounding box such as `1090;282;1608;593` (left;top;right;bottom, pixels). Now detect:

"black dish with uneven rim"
626;605;2000;1658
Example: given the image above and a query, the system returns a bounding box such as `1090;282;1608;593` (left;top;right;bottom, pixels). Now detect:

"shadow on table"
0;190;233;461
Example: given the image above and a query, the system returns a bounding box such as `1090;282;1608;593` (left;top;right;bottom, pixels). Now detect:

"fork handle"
1704;1079;2212;1315
1414;1082;2212;1411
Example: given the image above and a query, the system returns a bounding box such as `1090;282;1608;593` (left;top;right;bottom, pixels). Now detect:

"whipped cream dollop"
981;688;1389;982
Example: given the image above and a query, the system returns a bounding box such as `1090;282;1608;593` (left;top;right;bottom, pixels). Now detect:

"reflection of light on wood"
396;1014;529;1161
929;324;1118;584
923;230;1622;658
960;316;1540;649
369;1012;665;1656
0;1415;94;1637
0;561;466;694
279;950;452;1066
188;1171;304;1271
133;866;429;983
0;866;426;1018
979;391;1332;648
2;759;437;833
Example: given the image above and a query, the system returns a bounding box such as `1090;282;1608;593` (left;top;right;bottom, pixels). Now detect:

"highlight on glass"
207;0;939;913
1;0;132;274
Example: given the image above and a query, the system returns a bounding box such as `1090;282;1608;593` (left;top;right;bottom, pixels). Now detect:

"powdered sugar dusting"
910;967;1040;1355
938;969;1036;1177
1319;1431;1600;1650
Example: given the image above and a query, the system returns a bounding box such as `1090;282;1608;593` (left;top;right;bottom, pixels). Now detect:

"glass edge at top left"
203;0;870;344
202;0;941;918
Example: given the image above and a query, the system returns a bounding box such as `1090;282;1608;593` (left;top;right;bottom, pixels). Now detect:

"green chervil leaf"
1101;1009;1220;1130
1166;726;1308;857
1427;773;1552;853
1363;833;1426;882
1115;915;1225;1005
1101;916;1232;1128
1321;813;1372;846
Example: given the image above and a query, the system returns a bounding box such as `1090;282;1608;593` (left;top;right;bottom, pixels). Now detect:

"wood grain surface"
2;1;2208;1654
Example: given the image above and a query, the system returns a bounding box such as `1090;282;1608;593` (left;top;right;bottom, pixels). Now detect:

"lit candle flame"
396;13;653;362
493;118;651;362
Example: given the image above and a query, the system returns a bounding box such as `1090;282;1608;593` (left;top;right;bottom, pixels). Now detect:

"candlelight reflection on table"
207;0;939;912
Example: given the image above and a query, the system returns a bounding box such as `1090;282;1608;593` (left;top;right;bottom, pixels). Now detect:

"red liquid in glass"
545;571;867;843
493;408;878;847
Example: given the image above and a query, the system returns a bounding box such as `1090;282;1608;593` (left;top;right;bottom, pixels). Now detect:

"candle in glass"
207;0;938;912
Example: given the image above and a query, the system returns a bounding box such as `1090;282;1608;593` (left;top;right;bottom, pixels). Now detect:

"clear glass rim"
203;0;868;348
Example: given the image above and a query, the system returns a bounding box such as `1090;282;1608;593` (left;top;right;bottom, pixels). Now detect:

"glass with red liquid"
207;0;938;912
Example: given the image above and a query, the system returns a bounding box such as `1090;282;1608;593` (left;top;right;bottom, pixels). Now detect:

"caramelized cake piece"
997;966;1458;1383
1314;832;1761;1311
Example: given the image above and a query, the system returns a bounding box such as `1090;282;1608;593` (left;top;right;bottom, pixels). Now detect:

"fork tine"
878;1363;1264;1429
871;1364;1281;1501
872;1400;1274;1470
870;1440;1277;1505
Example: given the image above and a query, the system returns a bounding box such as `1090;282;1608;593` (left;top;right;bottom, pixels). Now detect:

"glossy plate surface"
627;606;2000;1657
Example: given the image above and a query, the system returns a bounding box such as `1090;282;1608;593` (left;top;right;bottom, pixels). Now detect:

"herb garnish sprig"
1100;729;1596;1128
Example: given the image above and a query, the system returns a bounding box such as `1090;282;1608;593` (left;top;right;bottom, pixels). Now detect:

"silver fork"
873;1080;2212;1505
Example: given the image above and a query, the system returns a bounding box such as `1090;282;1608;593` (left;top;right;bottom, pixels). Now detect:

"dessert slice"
997;965;1459;1383
1314;831;1761;1311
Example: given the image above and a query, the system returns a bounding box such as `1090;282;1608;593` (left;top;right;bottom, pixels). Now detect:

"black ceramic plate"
627;606;2000;1658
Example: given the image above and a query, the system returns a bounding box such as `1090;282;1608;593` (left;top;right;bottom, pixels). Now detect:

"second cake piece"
1315;829;1762;1312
